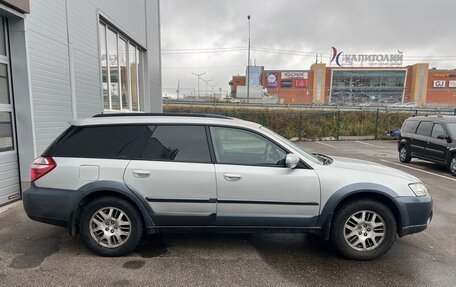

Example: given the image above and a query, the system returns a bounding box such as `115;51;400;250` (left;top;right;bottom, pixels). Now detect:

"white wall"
25;0;162;155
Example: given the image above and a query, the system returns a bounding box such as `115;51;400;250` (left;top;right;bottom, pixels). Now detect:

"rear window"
415;121;433;137
51;125;151;159
402;120;417;134
139;125;211;163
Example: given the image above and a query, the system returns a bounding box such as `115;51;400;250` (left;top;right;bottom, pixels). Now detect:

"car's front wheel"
399;145;412;163
79;196;144;256
331;199;397;260
449;154;456;176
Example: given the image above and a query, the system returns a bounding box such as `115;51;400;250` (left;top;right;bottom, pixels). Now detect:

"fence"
163;104;456;140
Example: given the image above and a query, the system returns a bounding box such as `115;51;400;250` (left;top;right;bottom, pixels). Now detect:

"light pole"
208;83;216;98
246;15;251;103
191;72;206;98
201;78;213;99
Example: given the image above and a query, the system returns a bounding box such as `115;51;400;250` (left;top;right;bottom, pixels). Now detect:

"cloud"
160;0;456;96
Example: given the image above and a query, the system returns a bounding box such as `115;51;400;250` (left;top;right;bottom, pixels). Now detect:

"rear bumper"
396;195;433;237
22;184;82;228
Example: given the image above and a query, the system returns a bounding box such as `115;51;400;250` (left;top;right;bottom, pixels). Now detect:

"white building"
0;0;162;206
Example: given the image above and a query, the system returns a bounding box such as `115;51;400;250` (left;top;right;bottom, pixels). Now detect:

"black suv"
398;115;456;176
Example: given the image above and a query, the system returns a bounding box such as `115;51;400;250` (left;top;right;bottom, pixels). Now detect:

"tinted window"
447;123;456;137
139;125;211;163
210;127;287;166
402;120;417;134
415;121;433;137
53;125;151;159
431;124;446;138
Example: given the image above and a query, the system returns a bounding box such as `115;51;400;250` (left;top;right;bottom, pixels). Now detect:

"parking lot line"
355;141;384;148
315;141;337;148
379;159;456;182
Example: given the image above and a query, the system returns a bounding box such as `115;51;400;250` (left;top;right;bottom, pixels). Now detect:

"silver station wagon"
23;113;433;260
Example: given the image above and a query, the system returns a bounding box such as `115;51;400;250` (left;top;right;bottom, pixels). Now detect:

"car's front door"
209;126;320;227
124;125;217;226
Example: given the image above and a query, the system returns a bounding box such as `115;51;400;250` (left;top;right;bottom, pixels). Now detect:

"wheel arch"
68;181;155;236
318;184;403;240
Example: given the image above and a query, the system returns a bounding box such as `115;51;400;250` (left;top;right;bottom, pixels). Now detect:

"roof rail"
92;112;232;119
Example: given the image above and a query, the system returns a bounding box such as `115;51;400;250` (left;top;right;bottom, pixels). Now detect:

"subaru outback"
23;113;433;260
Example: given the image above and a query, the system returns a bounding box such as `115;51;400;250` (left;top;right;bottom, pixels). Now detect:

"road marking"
316;141;337;148
379;159;456;182
355;141;384;148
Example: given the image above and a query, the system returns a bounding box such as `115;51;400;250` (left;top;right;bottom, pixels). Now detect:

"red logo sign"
295;79;307;88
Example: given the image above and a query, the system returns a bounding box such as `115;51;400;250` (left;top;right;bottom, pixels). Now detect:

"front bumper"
22;184;83;228
396;195;433;237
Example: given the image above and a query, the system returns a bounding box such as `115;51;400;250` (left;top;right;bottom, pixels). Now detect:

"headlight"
409;183;428;197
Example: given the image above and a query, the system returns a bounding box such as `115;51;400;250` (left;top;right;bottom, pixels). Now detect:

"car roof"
406;115;456;123
69;113;262;129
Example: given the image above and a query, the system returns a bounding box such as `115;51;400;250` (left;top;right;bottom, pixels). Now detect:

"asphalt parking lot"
0;140;455;286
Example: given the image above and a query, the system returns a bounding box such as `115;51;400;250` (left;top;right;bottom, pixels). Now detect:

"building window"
330;70;406;105
99;21;144;111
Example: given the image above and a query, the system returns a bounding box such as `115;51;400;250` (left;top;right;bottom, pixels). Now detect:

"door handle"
223;173;242;181
132;170;151;178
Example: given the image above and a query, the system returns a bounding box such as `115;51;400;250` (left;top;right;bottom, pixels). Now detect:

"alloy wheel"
343;210;386;251
89;207;132;248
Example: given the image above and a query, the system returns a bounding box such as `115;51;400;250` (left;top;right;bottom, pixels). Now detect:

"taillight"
30;157;56;182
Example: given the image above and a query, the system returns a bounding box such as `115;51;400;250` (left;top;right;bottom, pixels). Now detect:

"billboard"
266;72;278;88
295;79;308;88
247;66;263;86
281;71;308;79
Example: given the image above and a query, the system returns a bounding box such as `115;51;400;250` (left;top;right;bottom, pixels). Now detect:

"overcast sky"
160;0;456;97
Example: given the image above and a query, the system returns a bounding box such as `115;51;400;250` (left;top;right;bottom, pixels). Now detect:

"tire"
449;154;456;177
79;196;144;257
399;145;412;163
331;199;397;261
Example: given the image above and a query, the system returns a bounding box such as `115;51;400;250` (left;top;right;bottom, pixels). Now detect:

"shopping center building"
231;63;456;106
0;0;162;206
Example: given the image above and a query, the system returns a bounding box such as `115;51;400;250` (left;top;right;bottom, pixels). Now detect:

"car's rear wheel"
331;199;397;260
79;196;143;256
399;145;412;163
449;154;456;176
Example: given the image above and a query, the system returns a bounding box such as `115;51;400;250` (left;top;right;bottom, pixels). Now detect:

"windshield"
260;127;323;165
448;123;456;137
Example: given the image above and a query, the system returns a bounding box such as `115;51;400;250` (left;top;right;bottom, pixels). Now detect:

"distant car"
162;96;172;101
398;115;456;176
223;97;240;103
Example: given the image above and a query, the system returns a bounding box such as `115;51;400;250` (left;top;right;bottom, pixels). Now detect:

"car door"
411;121;433;158
209;126;320;227
427;123;449;162
124;125;217;226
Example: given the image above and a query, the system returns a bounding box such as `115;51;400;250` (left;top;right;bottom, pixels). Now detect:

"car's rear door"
209;126;320;227
411;121;433;158
427;123;449;162
124;125;217;226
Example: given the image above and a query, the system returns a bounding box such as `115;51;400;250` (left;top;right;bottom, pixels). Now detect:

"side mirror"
285;154;300;169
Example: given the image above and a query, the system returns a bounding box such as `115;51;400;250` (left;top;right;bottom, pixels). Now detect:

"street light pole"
191;72;206;98
201;78;213;98
247;15;251;103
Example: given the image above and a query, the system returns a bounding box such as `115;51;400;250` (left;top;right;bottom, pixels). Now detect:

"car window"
52;125;150;159
415;121;433;137
402;120;417;134
210;126;287;166
447;123;456;137
431;124;446;138
139;125;211;163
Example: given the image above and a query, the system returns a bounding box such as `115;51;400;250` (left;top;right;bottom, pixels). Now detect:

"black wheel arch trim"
69;180;156;236
318;183;403;240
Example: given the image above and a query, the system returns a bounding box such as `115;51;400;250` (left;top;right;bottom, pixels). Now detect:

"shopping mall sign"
330;47;404;67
